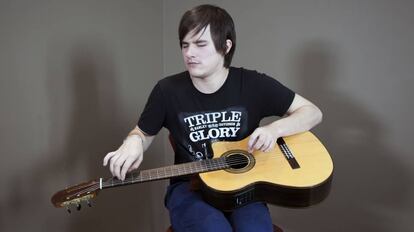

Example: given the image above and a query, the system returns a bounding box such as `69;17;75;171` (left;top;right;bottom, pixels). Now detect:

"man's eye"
182;44;189;48
197;44;207;47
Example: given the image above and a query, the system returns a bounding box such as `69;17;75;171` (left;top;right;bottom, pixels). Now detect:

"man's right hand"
103;134;144;181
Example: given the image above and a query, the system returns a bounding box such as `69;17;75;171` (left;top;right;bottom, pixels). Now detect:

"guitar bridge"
277;138;300;169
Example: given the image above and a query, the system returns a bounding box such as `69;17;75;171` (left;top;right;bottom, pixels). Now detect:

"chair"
166;224;283;232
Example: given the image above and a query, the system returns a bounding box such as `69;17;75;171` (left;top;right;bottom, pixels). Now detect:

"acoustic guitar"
51;131;333;212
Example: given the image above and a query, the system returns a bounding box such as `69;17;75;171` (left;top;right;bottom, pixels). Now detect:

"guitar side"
199;131;334;210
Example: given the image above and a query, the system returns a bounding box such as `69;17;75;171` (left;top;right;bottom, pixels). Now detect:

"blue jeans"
165;181;273;232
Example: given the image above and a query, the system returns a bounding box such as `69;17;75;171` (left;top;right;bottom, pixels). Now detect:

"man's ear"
225;39;233;54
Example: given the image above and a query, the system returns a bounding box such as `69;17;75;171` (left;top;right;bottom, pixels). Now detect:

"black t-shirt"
138;67;295;166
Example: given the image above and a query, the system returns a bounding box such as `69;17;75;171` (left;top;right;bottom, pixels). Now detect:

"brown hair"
178;4;236;68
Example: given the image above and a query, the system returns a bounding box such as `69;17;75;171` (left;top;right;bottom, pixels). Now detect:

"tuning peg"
77;204;81;211
87;201;92;207
66;207;71;214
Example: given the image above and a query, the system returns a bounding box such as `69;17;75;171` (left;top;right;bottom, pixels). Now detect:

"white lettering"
189;131;200;142
184;116;195;127
231;111;242;122
208;128;220;139
195;114;206;126
189;127;240;142
220;127;231;137
230;127;240;136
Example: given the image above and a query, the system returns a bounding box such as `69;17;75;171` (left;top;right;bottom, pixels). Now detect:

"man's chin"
187;69;205;78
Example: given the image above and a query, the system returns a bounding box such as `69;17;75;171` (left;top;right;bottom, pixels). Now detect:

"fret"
159;167;165;178
171;165;176;176
201;160;206;171
211;159;217;170
193;161;198;173
201;160;208;171
171;165;177;176
149;169;157;180
199;160;204;172
167;166;172;177
175;164;181;176
136;172;142;182
182;163;188;174
165;166;170;177
209;159;215;170
137;171;142;182
185;163;194;174
130;173;135;183
205;159;210;171
198;161;203;172
142;170;149;181
197;161;202;172
210;159;215;169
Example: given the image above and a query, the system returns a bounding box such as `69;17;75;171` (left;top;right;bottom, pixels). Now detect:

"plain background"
1;0;413;231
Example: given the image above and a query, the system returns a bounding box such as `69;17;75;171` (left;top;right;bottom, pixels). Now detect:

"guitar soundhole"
222;150;255;174
226;153;248;169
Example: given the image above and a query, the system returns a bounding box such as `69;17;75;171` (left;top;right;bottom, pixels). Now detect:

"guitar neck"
101;157;229;189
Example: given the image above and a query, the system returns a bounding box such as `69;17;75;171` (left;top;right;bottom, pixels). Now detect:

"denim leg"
165;181;232;232
229;202;273;232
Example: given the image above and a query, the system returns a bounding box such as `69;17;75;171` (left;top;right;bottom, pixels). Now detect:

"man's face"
181;25;225;78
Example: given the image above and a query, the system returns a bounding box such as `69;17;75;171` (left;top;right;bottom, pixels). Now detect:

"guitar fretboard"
101;157;229;188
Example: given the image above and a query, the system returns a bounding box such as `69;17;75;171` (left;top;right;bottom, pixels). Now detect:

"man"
103;4;322;232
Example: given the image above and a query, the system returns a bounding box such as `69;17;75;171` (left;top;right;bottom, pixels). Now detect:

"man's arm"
248;93;323;152
103;125;155;180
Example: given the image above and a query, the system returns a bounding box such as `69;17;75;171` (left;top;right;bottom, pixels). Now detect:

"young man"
103;4;322;232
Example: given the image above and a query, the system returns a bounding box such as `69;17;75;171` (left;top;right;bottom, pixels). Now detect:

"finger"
248;130;260;152
263;139;273;152
113;157;126;180
262;136;273;151
103;151;116;166
120;157;135;180
264;140;275;152
268;140;276;152
254;136;266;151
110;154;121;177
128;156;143;172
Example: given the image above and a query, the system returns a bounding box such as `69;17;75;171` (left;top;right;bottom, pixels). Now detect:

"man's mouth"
187;60;200;65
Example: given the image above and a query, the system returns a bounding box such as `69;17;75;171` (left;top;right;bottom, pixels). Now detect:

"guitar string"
66;153;305;200
66;157;259;199
69;150;307;198
67;151;305;199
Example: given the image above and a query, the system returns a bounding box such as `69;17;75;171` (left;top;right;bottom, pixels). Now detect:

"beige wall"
1;0;413;231
0;1;168;231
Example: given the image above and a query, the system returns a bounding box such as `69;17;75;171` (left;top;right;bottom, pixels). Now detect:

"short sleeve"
137;83;166;135
256;73;295;117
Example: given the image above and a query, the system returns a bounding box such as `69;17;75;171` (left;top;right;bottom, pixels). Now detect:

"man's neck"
190;67;229;94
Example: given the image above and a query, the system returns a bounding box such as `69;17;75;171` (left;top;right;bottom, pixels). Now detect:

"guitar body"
199;131;333;210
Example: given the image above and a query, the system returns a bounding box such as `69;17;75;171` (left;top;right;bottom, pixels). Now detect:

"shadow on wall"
0;38;159;232
275;41;412;231
57;39;155;231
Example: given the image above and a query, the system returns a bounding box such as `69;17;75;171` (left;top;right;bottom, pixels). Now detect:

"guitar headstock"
51;179;100;213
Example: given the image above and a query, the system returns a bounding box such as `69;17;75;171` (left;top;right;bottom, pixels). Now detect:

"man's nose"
185;45;195;58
